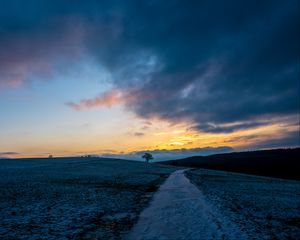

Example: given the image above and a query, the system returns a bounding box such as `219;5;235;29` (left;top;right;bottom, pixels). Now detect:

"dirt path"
127;169;247;240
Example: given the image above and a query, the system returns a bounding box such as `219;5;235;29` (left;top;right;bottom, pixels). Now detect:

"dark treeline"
160;148;300;180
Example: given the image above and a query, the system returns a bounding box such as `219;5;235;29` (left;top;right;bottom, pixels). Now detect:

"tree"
142;153;153;163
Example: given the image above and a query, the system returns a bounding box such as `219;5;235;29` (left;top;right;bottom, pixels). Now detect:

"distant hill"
160;148;300;180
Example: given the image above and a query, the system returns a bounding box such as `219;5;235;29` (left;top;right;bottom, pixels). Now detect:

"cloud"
100;146;234;161
126;1;298;119
190;119;283;133
0;152;19;159
65;89;123;110
133;132;145;137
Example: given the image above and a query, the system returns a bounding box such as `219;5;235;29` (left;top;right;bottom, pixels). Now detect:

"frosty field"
1;157;300;240
186;169;300;239
0;157;176;239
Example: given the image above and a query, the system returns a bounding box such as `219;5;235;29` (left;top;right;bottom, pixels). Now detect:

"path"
127;169;247;240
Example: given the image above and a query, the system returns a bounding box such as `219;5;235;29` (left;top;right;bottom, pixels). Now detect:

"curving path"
127;169;247;240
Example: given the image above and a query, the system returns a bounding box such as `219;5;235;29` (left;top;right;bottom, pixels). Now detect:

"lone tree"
142;153;153;163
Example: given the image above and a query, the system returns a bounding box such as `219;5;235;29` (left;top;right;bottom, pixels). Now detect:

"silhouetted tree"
142;153;153;163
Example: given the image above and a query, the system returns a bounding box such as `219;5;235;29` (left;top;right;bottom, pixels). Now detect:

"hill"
160;148;300;180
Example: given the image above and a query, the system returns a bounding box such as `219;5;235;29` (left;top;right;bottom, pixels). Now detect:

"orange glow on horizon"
9;114;298;158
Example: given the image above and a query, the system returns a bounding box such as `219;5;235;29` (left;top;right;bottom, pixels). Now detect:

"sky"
0;0;299;160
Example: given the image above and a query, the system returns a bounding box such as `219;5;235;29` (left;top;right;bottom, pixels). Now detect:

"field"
0;157;177;239
186;168;300;239
1;157;299;240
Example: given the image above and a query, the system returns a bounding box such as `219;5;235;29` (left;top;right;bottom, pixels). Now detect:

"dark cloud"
1;1;299;147
191;121;268;133
114;0;300;129
100;146;234;161
133;132;144;137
